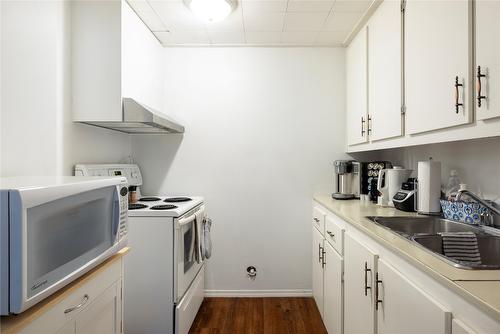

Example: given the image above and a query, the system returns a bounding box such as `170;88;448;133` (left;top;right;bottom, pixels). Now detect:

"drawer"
20;259;122;334
312;206;326;235
325;214;345;255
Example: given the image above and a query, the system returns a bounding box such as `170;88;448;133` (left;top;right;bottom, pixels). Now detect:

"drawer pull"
326;230;335;238
454;76;463;114
364;262;371;296
313;217;320;223
375;273;383;310
64;294;89;314
477;66;486;108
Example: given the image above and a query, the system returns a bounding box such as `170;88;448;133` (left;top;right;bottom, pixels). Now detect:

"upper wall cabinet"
71;1;179;134
368;0;403;142
346;27;369;146
405;0;472;134
475;0;500;121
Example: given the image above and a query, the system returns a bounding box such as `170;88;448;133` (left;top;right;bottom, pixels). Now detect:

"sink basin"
412;234;500;269
366;216;500;269
366;216;484;237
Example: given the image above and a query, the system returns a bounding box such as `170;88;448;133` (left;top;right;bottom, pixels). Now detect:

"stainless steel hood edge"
78;98;185;134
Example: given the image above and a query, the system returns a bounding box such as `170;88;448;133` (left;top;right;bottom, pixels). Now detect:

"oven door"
175;205;205;302
9;179;126;314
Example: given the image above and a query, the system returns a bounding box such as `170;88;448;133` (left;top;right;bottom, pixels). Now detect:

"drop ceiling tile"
154;31;174;45
281;31;318;45
205;6;244;31
170;30;210;44
245;31;282;44
332;0;372;12
315;31;348;45
209;30;245;44
241;1;287;13
284;12;329;31
149;1;205;30
243;11;285;31
286;1;335;12
323;11;363;31
133;7;167;31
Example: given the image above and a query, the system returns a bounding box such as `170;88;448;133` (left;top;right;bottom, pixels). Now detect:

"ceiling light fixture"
184;0;234;23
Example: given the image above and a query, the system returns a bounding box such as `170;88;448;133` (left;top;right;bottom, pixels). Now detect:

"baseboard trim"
204;289;313;297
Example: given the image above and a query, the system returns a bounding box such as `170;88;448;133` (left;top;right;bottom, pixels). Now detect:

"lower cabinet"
376;258;451;334
344;233;377;334
18;257;124;334
323;242;343;334
312;226;325;317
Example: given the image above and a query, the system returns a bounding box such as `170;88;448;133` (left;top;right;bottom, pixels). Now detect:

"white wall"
131;47;348;294
0;1;131;177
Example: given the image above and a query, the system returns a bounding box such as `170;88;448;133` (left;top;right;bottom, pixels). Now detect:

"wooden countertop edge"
1;247;130;334
313;195;500;321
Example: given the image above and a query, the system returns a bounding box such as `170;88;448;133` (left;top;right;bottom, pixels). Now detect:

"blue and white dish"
440;200;490;225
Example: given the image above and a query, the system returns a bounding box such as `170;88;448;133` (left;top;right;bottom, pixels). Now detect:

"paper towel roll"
417;160;441;214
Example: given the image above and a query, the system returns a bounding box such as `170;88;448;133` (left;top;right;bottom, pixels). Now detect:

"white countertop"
313;194;500;320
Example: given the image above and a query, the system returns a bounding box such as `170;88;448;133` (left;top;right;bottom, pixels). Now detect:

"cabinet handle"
477;66;486;108
327;230;335;238
361;117;366;137
454;76;463;114
364;262;371;296
367;115;372;134
318;244;323;263
313;217;320;223
375;273;383;310
64;294;89;314
322;249;326;268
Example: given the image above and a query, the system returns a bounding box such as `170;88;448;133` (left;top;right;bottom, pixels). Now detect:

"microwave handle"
112;191;120;239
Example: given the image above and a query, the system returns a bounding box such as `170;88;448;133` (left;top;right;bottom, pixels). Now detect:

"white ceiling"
127;0;373;46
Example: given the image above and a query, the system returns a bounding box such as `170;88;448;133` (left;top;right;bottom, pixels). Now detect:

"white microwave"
0;176;128;315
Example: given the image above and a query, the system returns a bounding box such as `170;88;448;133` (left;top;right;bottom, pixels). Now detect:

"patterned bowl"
440;200;490;225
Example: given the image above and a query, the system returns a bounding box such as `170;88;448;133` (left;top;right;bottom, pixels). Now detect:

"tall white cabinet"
405;0;472;134
368;0;403;141
475;0;500;121
346;27;369;146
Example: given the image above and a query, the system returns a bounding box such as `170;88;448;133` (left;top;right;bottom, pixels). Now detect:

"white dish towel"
203;217;212;259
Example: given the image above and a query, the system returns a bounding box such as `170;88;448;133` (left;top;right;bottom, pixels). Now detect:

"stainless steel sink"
366;216;485;237
412;234;500;269
366;216;500;270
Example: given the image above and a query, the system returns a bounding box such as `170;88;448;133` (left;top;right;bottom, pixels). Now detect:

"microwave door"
9;185;121;313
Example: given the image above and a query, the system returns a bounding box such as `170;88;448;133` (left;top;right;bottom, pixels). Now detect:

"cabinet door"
377;258;451;334
323;242;343;334
405;0;471;134
312;227;325;318
475;0;500;120
344;233;377;334
347;27;369;146
75;282;121;334
368;0;403;141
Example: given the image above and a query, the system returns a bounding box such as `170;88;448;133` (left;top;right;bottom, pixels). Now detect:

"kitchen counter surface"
1;247;130;334
313;194;500;320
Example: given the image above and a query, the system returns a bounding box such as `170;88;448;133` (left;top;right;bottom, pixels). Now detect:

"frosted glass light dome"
185;0;234;23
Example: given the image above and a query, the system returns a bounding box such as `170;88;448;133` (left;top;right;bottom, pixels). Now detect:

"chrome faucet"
455;189;500;226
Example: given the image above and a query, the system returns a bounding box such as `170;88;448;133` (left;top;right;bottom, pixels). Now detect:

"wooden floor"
189;297;327;334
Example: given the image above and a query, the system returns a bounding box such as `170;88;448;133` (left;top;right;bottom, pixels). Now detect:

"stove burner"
150;204;178;210
163;197;192;203
139;196;161;202
129;203;148;210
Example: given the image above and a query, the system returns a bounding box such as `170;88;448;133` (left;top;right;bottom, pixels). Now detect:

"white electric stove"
74;164;208;334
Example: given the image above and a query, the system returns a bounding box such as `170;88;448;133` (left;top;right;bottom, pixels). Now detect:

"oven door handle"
178;205;206;227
